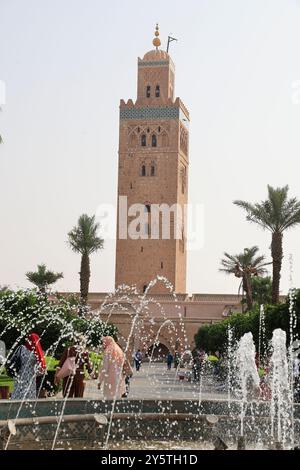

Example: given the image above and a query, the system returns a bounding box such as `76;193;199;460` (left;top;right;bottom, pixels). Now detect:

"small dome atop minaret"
142;24;170;61
143;49;169;61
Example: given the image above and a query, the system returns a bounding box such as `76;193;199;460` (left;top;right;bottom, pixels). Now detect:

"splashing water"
227;325;234;408
235;332;260;436
258;305;266;368
2;277;299;450
270;329;294;448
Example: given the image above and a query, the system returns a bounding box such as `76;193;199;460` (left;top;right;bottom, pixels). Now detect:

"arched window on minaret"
155;85;160;97
141;134;146;147
141;164;146;176
146;85;151;98
150;162;156;176
151;134;157;147
144;204;151;213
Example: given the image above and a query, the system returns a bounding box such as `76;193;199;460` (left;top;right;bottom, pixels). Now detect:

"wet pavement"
81;363;228;401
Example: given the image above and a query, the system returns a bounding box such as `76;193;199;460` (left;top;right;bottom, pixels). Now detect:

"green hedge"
195;290;300;354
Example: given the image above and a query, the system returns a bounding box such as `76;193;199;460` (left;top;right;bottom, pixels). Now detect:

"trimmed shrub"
195;290;300;353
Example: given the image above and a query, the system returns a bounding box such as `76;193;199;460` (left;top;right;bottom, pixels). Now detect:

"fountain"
0;281;300;451
234;332;260;446
269;329;294;449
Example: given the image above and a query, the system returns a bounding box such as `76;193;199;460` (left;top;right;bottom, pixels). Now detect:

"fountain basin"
0;399;299;449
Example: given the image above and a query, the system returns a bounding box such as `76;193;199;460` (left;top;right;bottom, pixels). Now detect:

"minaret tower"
115;26;190;294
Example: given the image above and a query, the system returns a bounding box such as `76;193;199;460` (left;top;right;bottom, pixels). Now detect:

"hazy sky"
1;0;300;295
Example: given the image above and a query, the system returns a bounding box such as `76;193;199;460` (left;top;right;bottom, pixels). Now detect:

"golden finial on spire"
152;23;161;49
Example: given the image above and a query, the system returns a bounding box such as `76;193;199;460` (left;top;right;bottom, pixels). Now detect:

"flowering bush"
0;288;117;358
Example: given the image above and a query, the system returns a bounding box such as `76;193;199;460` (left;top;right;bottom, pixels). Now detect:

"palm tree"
68;214;104;304
26;264;63;293
220;246;269;311
234;186;300;304
251;276;272;306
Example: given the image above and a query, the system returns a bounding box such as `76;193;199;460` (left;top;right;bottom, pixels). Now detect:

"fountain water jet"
235;332;260;439
270;328;294;449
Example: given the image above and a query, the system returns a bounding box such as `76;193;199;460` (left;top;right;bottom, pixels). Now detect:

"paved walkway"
83;363;228;400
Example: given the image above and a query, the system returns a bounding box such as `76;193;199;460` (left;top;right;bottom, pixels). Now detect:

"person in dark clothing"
122;357;133;398
56;339;92;398
134;349;142;371
192;349;206;382
167;352;173;370
174;351;181;369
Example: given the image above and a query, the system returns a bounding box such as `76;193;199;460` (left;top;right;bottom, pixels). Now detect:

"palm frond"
26;264;63;289
68;214;104;255
235;186;300;234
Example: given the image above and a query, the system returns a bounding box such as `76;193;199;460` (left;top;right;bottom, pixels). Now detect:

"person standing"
122;357;133;398
134;349;143;372
192;349;201;381
11;333;46;400
166;351;173;370
56;337;92;398
98;336;126;399
174;351;181;369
